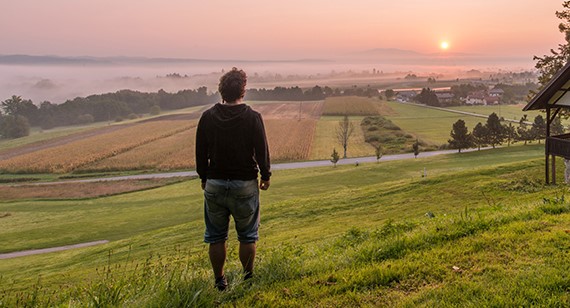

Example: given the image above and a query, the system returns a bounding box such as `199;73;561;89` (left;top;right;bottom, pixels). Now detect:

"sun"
440;41;449;50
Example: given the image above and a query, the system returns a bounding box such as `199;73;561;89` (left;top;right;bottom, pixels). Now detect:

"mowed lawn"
385;102;491;145
448;104;540;122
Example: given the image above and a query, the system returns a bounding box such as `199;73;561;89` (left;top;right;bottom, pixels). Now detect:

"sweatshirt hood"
210;103;252;128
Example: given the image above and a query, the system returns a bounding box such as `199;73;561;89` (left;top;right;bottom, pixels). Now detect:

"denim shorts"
203;179;260;243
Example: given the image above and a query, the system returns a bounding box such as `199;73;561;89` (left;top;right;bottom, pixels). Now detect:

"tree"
1;95;39;125
516;115;533;145
0;115;30;139
330;148;340;167
504;122;518;147
374;143;383;162
531;115;547;143
336;115;354;158
384;89;395;101
551;117;565;135
415;88;440;106
448;119;472;153
412;139;420;158
471;122;489;150
534;1;570;93
485;113;505;148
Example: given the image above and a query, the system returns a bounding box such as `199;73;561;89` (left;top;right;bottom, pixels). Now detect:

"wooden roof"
523;61;570;111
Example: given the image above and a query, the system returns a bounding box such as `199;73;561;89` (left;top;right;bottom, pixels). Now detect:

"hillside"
2;145;570;306
0;98;520;178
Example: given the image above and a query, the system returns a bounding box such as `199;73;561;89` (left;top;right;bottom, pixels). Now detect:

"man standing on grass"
196;67;271;291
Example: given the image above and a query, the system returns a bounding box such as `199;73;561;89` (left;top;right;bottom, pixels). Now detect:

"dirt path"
0;240;110;259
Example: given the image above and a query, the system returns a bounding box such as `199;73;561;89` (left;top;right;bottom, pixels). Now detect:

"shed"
523;62;570;184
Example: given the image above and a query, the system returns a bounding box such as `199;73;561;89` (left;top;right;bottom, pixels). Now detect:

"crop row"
77;127;197;172
264;119;317;162
0;121;195;174
322;96;385;116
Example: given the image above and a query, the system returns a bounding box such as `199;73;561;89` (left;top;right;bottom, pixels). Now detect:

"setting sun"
440;41;449;50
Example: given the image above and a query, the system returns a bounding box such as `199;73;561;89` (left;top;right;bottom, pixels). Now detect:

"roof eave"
523;61;570;111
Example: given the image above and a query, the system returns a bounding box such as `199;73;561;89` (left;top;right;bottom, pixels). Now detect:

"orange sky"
0;0;565;60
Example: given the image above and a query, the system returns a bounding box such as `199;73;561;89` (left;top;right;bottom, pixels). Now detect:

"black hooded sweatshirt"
195;103;271;183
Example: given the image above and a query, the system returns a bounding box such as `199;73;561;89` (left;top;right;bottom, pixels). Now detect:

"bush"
76;114;94;124
0;115;30;139
128;113;139;120
149;105;161;116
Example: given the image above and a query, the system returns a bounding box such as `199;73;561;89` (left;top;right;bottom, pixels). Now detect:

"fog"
0;54;536;104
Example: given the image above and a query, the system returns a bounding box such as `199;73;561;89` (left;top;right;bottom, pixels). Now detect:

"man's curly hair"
218;67;247;103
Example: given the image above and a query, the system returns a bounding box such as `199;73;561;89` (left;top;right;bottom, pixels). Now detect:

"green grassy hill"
3;144;570;306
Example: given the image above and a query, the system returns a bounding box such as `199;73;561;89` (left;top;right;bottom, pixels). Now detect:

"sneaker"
215;275;227;291
244;271;254;281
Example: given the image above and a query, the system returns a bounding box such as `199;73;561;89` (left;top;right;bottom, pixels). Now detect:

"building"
489;87;505;97
435;92;454;104
523;61;570;184
395;90;417;102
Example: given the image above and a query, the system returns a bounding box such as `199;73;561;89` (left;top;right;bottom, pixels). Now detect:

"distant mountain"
0;55;108;65
0;54;331;66
350;48;424;58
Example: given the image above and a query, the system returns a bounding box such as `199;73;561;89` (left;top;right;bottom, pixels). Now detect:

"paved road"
0;240;109;259
28;147;492;186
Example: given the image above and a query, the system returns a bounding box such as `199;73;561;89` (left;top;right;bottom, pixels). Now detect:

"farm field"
0;105;208;153
3;145;570;306
309;116;374;160
385;102;489;145
0;102;324;174
0;119;197;173
0;99;546;176
322;96;395;116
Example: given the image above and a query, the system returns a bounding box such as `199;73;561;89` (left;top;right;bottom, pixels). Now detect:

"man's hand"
201;182;206;190
259;179;270;190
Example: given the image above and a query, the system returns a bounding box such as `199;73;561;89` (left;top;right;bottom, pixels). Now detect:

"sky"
0;0;566;60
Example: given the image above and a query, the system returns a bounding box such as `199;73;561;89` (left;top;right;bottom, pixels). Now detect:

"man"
195;67;271;291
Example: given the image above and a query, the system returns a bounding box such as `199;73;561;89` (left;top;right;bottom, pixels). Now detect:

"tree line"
412;83;537;107
0;84;383;139
448;113;559;152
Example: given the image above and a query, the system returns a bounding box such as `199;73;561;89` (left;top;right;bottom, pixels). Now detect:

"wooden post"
546;153;550;184
552;155;557;185
546;108;551;184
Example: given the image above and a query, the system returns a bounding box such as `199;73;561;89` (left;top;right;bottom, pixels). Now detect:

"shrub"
0;115;30;139
76;114;94;124
149;105;161;116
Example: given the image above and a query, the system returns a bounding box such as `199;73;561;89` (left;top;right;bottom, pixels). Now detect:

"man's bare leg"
239;242;256;278
209;242;227;279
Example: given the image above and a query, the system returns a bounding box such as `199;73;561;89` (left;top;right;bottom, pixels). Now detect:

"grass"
386;102;494;145
2;143;570;306
309;116;376;160
448;104;541;122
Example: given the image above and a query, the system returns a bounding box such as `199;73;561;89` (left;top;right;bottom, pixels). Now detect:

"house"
489;87;505;97
395;90;417;102
435;92;454;104
484;96;500;105
465;92;486;105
